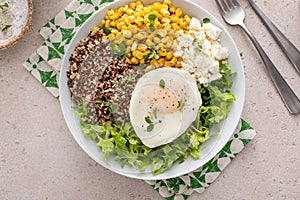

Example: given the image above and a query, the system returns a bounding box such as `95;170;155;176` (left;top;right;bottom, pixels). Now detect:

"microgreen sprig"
193;38;203;52
110;40;127;58
177;100;185;110
203;18;210;24
144;45;160;63
0;2;9;9
159;79;165;89
148;14;157;32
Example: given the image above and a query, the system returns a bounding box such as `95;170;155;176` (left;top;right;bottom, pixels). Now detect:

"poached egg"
129;67;202;148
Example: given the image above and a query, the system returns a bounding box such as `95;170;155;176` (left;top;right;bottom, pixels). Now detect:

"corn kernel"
136;4;143;12
93;26;100;31
129;2;136;10
153;37;161;44
169;56;177;64
175;62;182;68
126;8;134;15
180;20;186;29
138;44;148;51
160;8;170;16
175;8;183;17
105;20;111;28
134;31;147;40
115;32;122;40
136;1;143;6
169;7;176;13
163;0;172;7
126;40;133;46
165;40;173;48
133;50;144;60
170;16;180;24
106;9;114;16
150;59;160;67
146;65;155;72
121;26;130;31
161;17;171;24
107;34;115;40
111;29;118;35
146;39;154;46
139;58;145;65
158;49;167;57
164;61;174;67
154;21;162;28
116;21;126;30
110;21;117;27
122;30;132;38
158;58;165;66
166;52;173;60
136;18;144;27
110;13;120;21
131;57;139;65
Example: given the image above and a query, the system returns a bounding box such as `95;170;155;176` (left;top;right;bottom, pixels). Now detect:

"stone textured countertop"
0;0;299;199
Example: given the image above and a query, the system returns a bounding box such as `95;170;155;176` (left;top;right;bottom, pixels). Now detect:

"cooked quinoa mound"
67;30;143;125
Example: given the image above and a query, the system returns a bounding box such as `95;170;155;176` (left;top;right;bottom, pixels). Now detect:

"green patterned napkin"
23;0;257;199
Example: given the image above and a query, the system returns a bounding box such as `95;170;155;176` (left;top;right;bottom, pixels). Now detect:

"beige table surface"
0;0;300;199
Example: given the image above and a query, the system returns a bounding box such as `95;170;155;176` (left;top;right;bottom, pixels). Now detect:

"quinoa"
67;29;143;125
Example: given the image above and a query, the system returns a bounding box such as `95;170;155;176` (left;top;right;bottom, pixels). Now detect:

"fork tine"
215;0;226;15
225;0;235;9
219;0;230;12
232;0;241;7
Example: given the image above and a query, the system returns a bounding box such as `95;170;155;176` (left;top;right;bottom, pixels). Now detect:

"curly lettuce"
73;60;236;175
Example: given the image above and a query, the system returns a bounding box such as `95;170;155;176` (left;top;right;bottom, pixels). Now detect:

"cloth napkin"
23;0;257;199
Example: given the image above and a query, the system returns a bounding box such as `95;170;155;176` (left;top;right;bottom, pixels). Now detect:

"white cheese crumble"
174;18;229;85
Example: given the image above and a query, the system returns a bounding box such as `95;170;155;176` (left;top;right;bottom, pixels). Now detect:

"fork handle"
239;23;300;115
248;0;300;74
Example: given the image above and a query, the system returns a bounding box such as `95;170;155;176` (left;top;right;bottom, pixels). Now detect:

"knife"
248;0;300;75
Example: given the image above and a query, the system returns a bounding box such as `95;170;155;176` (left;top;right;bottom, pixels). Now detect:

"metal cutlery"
247;0;300;74
215;0;300;115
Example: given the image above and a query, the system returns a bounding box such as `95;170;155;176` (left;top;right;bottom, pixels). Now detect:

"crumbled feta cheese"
174;17;228;85
189;18;202;31
203;23;222;41
212;43;229;60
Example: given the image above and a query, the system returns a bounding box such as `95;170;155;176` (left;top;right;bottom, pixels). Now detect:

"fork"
215;0;300;115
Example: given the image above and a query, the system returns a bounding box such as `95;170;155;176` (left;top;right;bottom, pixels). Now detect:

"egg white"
129;67;202;148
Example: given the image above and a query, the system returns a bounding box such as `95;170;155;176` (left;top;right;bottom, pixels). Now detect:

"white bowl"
0;0;33;50
59;0;245;180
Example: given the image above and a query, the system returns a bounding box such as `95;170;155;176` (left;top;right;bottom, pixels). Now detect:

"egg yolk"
143;84;184;114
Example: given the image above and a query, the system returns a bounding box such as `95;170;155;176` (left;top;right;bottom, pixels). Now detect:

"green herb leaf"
138;64;145;71
147;124;154;132
106;101;118;113
145;116;152;124
1;24;11;31
193;38;203;52
177;100;185;109
96;98;103;103
100;0;115;3
0;2;9;9
153;108;158;119
203;18;210;24
150;45;156;51
148;14;157;21
159;79;165;89
149;24;155;32
124;76;135;87
101;27;112;35
110;40;127;58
